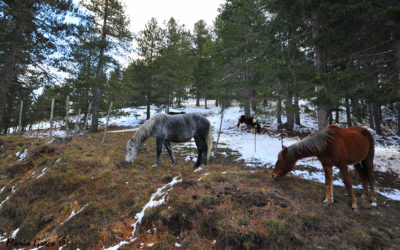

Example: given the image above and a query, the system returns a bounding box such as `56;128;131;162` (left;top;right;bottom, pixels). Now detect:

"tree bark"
91;0;109;132
294;95;300;125
312;8;329;129
369;103;374;130
335;107;339;124
276;97;282;125
146;93;151;120
345;97;352;127
328;110;333;125
396;102;400;136
373;103;382;135
285;94;294;131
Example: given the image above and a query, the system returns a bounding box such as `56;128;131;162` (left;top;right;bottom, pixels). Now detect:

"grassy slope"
0;133;399;249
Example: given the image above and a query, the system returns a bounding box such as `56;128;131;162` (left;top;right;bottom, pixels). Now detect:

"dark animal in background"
126;113;212;168
237;115;261;133
167;111;186;115
272;125;376;210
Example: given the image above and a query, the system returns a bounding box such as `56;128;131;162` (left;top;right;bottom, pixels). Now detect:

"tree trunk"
276;97;282;125
285;94;294;131
396;102;400;136
373;103;382;135
294;95;300;125
146;93;151;120
204;97;208;109
91;86;100;132
91;0;109;132
345;97;352;127
335;107;339;124
196;96;200;106
312;7;329;129
369;103;374;130
328;110;333;125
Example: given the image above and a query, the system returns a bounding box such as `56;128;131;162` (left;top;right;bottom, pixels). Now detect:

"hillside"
1;130;400;249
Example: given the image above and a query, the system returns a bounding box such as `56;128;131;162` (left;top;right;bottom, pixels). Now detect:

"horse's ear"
281;146;288;156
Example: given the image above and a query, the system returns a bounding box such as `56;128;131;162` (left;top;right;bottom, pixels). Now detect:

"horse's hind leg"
354;163;369;199
363;159;377;206
322;165;334;204
164;141;176;166
193;136;205;168
153;137;164;168
339;164;358;210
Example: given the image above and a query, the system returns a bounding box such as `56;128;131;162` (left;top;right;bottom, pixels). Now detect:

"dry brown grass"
1;132;400;249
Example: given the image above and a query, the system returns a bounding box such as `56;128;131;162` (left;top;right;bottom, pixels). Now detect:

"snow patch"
131;176;182;235
61;204;89;225
16;149;28;161
37;167;48;179
11;228;20;239
194;167;203;172
0;186;16;209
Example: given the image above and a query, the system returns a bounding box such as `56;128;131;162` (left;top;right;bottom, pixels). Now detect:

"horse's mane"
291;127;335;157
130;114;167;147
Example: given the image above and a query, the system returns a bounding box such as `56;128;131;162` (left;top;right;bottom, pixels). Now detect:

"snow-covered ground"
23;99;400;201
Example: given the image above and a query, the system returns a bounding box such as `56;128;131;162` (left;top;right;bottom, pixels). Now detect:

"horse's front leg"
153;137;164;168
164;141;176;167
339;164;358;210
322;165;334;204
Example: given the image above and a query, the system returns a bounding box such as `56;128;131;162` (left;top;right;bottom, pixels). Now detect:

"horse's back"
327;125;372;163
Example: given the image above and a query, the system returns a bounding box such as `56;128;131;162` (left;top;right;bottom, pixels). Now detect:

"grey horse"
125;113;213;168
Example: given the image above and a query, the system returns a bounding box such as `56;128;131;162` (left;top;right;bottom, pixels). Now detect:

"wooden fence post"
50;98;55;137
82;103;92;138
101;102;113;144
17;100;23;133
216;107;224;151
65;96;69;136
74;108;81;134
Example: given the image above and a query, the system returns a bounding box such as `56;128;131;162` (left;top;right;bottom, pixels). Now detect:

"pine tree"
192;20;216;109
0;0;75;132
135;18;163;119
81;0;132;132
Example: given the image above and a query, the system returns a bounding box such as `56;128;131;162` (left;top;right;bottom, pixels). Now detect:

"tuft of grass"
238;218;249;227
201;196;216;209
262;219;286;234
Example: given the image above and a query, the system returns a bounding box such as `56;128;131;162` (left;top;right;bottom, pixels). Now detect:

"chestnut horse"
272;125;376;210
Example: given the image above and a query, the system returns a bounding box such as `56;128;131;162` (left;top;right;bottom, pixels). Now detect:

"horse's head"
125;140;139;163
272;146;295;179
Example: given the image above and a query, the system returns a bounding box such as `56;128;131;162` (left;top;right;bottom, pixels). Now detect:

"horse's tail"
349;126;375;164
358;127;375;161
206;124;213;162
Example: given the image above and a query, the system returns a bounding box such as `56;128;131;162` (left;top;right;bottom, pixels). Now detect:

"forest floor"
1;100;400;249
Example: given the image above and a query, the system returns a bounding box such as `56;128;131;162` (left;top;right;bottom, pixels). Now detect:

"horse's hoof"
371;202;377;207
152;163;159;168
361;194;368;200
352;206;359;211
171;163;176;168
322;200;332;206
